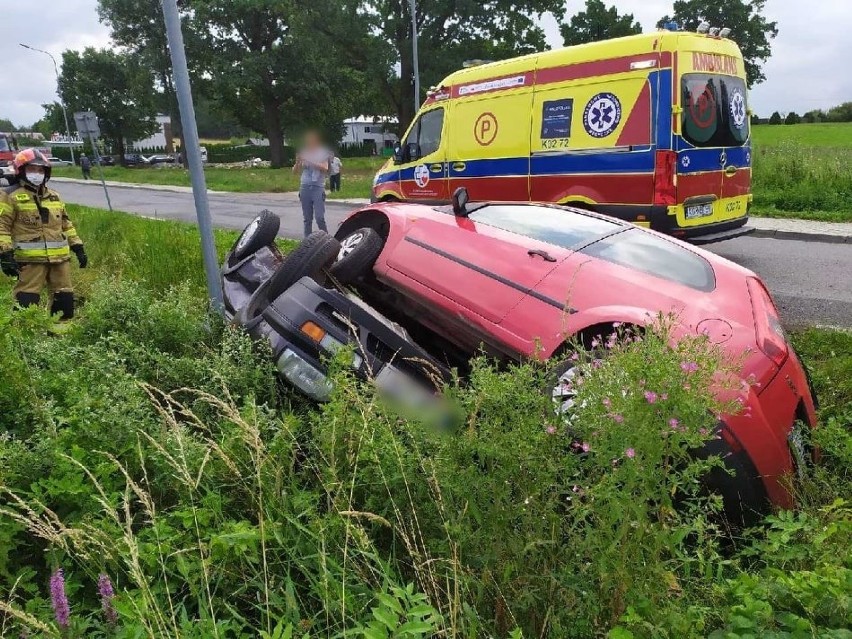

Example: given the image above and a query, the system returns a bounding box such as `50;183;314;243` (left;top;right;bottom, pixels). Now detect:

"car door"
397;107;449;203
386;205;575;326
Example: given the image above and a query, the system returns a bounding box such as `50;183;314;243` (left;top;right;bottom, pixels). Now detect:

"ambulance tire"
329;227;384;284
228;210;280;266
266;232;340;301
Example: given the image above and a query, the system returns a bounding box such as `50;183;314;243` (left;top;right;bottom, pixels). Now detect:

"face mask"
26;172;46;186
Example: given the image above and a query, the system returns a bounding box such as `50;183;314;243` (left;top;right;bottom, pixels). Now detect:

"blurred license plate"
685;203;714;219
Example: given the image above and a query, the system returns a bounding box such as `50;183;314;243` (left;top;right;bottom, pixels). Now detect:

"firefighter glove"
72;244;88;268
0;250;19;277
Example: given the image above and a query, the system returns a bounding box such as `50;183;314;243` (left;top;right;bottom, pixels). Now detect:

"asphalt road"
60;181;852;329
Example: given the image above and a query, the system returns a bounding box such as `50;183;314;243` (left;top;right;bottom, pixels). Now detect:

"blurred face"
304;131;320;149
25;165;47;186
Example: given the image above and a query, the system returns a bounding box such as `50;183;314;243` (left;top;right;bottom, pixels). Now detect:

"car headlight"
276;348;332;401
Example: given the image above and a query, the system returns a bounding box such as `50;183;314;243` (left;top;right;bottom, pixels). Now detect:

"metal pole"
87;133;113;212
409;0;420;111
19;44;75;165
160;0;223;311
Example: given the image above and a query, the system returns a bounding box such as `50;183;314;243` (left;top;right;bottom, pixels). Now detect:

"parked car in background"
95;155;115;166
123;153;147;167
146;154;177;166
45;156;73;167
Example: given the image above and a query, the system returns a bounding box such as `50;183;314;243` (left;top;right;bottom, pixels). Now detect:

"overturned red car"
327;191;817;520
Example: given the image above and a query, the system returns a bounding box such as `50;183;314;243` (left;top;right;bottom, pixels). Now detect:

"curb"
52;177;227;195
750;228;851;244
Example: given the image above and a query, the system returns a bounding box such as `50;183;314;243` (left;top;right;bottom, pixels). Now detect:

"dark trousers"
329;173;341;192
82;168;91;180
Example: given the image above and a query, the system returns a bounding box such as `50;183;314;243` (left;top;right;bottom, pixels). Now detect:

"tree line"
15;0;779;167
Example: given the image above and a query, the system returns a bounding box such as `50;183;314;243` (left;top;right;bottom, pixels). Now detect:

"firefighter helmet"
13;149;52;182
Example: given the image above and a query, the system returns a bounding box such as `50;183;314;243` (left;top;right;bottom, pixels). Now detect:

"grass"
0;205;848;637
54;123;852;222
52;156;386;200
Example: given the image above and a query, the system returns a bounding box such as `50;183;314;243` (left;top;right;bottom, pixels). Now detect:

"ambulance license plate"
685;203;714;219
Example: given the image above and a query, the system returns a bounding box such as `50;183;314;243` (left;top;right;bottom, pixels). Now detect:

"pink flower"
644;391;658;404
98;574;118;626
546;425;557;435
680;361;699;373
668;418;680;429
581;442;590;453
50;569;70;630
591;338;600;348
612;322;622;328
660;393;668;401
602;398;612;407
625;448;636;459
610;413;624;423
570;352;579;361
606;334;618;348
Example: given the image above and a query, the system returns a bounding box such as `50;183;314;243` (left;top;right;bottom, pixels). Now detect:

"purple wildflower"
610;413;624;424
660;393;668;401
570;352;579;361
669;418;680;429
581;442;591;453
546;425;557;435
625;448;636;459
591;337;600;348
680;361;699;374
49;568;70;630
644;391;658;404
605;333;618;349
602;397;612;407
98;574;118;626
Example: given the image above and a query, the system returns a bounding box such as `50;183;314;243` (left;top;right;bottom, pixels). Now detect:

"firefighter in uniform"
0;149;88;319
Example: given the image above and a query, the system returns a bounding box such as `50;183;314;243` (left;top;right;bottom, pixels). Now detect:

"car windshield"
681;73;749;147
580;228;716;291
468;204;621;250
0;137;10;152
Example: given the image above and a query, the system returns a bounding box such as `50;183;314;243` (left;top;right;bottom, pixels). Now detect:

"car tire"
330;227;384;284
228;210;281;266
266;232;341;301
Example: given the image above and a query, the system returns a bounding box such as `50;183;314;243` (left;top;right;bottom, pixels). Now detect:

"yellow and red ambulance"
373;29;753;242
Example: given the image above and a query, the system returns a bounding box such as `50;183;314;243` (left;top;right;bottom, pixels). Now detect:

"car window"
0;137;10;152
580;229;716;291
405;108;444;158
468;204;621;250
682;73;749;147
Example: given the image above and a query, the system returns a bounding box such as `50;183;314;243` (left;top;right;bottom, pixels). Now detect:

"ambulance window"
405;108;445;159
681;74;748;147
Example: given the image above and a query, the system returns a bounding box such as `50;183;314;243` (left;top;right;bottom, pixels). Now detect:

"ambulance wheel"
329;227;384;284
266;232;340;300
228;210;280;266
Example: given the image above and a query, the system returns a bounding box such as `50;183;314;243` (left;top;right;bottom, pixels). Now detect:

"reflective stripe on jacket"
0;185;82;263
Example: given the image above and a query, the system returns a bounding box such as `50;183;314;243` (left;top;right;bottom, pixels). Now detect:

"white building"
341;116;398;152
133;115;174;151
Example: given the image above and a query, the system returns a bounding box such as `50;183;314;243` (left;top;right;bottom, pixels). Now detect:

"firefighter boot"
15;292;40;308
50;291;75;321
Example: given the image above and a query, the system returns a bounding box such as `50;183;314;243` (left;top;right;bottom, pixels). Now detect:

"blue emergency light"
663;21;679;31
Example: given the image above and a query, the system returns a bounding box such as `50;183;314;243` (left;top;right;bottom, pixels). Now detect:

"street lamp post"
409;0;420;112
19;44;76;165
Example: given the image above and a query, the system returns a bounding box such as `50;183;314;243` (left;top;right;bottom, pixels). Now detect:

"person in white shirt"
328;153;343;192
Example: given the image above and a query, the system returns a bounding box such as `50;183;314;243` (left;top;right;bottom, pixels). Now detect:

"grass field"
52;156;386;200
52;123;852;222
0;205;849;637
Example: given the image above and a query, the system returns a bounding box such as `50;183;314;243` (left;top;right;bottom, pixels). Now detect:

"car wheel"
228;210;281;266
329;227;384;284
266;232;341;301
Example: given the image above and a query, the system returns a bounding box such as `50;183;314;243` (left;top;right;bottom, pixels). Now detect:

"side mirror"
451;187;470;217
392;145;403;164
406;142;421;162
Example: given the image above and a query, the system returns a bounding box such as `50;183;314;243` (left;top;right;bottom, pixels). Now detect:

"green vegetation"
52;157;386;200
0;207;849;637
751;123;852;222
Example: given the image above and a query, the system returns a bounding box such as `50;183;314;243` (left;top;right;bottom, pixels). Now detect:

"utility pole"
160;0;223;311
20;44;76;165
409;0;420;111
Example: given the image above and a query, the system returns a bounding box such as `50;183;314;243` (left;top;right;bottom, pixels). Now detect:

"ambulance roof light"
719;27;732;38
697;21;710;34
709;27;720;36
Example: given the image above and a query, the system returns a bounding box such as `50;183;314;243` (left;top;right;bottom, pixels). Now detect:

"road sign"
74;111;100;139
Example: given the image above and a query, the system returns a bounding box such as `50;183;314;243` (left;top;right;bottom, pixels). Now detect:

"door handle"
429;163;443;173
528;249;557;262
724;165;738;177
719;151;728;167
451;162;466;172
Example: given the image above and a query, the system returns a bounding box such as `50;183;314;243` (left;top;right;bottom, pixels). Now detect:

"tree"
344;0;565;133
802;109;826;124
58;48;159;165
31;103;67;138
768;111;782;125
658;0;778;85
560;0;642;46
784;111;801;125
0;118;17;132
826;102;852;123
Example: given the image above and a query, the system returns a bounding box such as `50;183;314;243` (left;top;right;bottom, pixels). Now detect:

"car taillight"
747;277;788;367
654;150;677;206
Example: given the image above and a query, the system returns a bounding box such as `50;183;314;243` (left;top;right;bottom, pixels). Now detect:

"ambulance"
373;28;753;242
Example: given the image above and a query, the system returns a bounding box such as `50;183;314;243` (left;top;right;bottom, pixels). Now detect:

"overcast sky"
1;0;850;127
